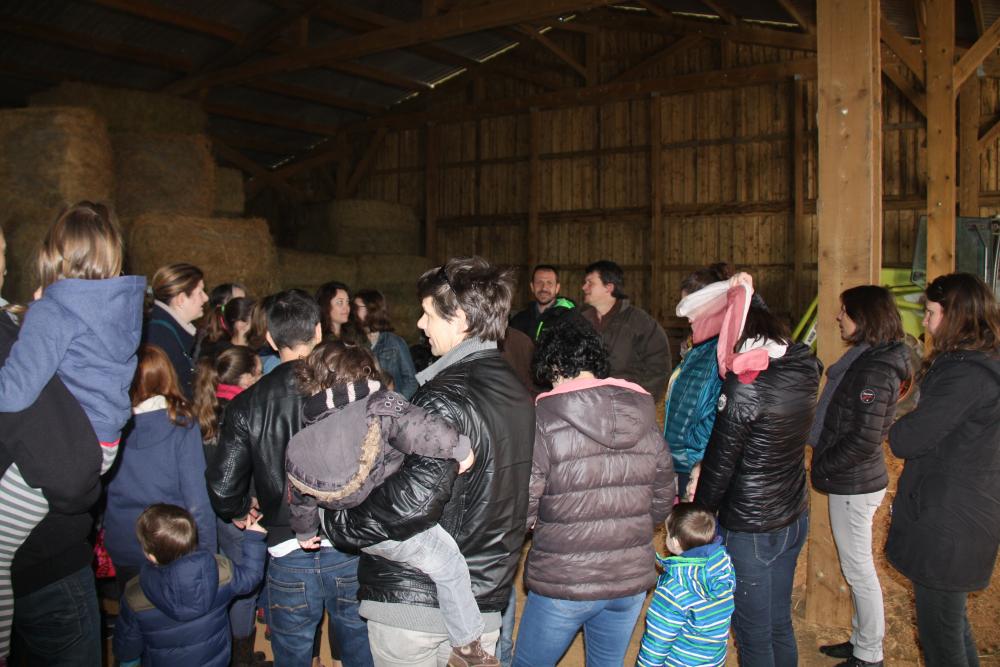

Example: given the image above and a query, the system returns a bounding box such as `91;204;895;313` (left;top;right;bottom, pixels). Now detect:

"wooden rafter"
516;25;588;78
324;61;430;92
912;0;927;45
775;0;815;35
881;46;927;116
880;16;925;84
584;11;816;51
213;140;304;200
204;103;340;135
88;0;242;42
268;140;349;181
610;34;702;83
210;133;302;156
164;0;620;94
977;115;1000;151
634;0;672;21
699;0;738;25
972;0;987;36
250;79;384;116
954;16;1000;91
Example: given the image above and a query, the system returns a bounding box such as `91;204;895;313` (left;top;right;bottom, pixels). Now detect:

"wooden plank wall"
346;27;1000;332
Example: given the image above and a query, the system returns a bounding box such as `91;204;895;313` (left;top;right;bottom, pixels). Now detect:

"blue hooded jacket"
105;405;217;571
113;533;267;667
663;337;723;474
0;275;145;442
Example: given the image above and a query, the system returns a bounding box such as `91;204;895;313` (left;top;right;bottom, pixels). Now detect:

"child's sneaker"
447;640;500;667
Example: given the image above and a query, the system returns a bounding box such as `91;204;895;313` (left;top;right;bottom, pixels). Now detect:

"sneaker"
834;659;883;667
819;642;854;659
447;640;500;667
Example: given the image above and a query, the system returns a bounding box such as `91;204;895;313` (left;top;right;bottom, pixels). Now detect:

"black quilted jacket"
811;342;911;495
695;343;821;532
323;349;535;613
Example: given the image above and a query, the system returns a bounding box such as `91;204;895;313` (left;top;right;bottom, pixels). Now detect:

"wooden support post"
650;95;664;321
528;109;541;270
809;0;883;626
791;77;808;315
426;124;439;262
960;76;981;216
926;0;956;281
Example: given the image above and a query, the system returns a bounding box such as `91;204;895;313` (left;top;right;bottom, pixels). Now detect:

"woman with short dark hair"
886;272;1000;667
810;285;911;667
512;316;674;666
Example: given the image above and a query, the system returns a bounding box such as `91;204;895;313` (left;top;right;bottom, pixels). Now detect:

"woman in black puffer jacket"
809;286;911;667
693;303;821;667
886;273;1000;667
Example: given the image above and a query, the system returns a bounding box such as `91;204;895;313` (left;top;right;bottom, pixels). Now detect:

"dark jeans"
12;566;101;667
264;548;373;667
498;585;517;667
913;583;980;667
722;510;808;667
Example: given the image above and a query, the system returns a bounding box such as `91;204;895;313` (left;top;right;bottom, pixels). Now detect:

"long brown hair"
193;346;258;444
354;289;395;334
37;202;123;289
841;285;904;346
924;273;1000;368
131;344;193;426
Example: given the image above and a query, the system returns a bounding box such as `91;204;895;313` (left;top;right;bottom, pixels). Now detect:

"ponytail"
193;356;221;444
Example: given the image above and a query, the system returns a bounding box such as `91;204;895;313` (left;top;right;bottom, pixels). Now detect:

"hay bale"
128;214;279;298
300;199;422;255
113;133;215;221
30;82;206;134
0;107;114;231
214;167;245;216
356;254;433;343
277;249;358;297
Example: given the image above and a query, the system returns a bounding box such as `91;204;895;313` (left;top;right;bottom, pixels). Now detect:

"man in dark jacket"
509;264;562;338
206;290;373;666
324;256;535;664
579;260;671;402
2;312;103;666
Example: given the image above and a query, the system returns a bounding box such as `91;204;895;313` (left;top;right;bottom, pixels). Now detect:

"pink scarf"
216;383;244;401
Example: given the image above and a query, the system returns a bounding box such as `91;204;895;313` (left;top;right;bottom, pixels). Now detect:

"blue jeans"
265;548;373;667
722;510;808;667
219;519;261;639
913;583;980;667
511;591;646;667
11;566;101;667
498;585;517;667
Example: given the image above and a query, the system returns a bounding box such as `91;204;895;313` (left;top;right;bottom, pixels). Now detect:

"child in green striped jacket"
637;503;735;667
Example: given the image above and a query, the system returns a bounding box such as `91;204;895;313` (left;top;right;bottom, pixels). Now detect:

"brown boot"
447;640;500;667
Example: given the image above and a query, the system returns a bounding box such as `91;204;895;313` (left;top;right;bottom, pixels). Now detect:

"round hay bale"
301;200;422;255
128;214;279;298
214;167;245;217
113;133;215;221
0;107;114;237
30;83;207;134
277;249;358;297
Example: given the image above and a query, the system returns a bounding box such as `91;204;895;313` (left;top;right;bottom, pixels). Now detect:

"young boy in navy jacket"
113;503;267;667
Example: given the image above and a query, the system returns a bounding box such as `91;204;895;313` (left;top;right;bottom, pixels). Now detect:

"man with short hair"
324;256;535;667
509;264;562;339
207;289;373;667
580;259;671;402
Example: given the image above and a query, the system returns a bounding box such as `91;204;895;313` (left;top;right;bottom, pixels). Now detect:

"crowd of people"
0;202;998;667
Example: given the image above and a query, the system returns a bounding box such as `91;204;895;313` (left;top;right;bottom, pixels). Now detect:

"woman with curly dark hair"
512;317;675;666
886;272;1000;667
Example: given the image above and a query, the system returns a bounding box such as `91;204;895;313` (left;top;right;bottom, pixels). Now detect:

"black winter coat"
206;362;305;546
144;303;196;399
695;343;821;532
811;342;911;495
324;349;535;613
886;349;1000;591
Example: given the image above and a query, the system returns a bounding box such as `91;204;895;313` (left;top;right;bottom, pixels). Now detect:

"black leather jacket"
695;343;821;532
323;349;535;613
811;342;910;495
206;362;305;546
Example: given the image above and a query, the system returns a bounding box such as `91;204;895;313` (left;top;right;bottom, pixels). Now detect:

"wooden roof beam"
324;61;430;92
516;25;588;78
699;0;738;25
209;133;302;157
163;0;621;93
880;16;925;84
87;0;242;42
774;0;814;35
881;46;927;116
205;103;339;135
609;34;702;82
954;16;1000;91
248;79;384;115
977;114;1000;151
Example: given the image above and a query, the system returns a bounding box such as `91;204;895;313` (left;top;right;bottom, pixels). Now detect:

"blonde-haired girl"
0;202;145;660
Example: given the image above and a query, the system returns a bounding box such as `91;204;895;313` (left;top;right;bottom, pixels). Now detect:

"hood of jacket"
140;550;219;622
128;408;193;450
44;275;146;362
933;348;1000;383
659;540;734;602
536;377;653;451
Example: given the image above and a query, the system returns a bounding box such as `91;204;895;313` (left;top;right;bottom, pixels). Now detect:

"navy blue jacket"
0;275;145;442
113;532;267;667
144;303;196;399
105;406;216;571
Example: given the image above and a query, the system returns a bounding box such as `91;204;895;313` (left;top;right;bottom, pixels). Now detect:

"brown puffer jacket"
525;377;676;600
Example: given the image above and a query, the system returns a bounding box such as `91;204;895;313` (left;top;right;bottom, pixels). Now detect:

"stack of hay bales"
285;199;431;341
214;167;246;216
0;107;114;303
277;249;358;296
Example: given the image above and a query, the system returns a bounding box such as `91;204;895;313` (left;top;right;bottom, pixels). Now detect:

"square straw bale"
214;167;245;216
277;249;359;297
113;133;216;221
30;83;206;134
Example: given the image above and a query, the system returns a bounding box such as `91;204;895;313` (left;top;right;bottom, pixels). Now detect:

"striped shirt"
636;540;735;667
